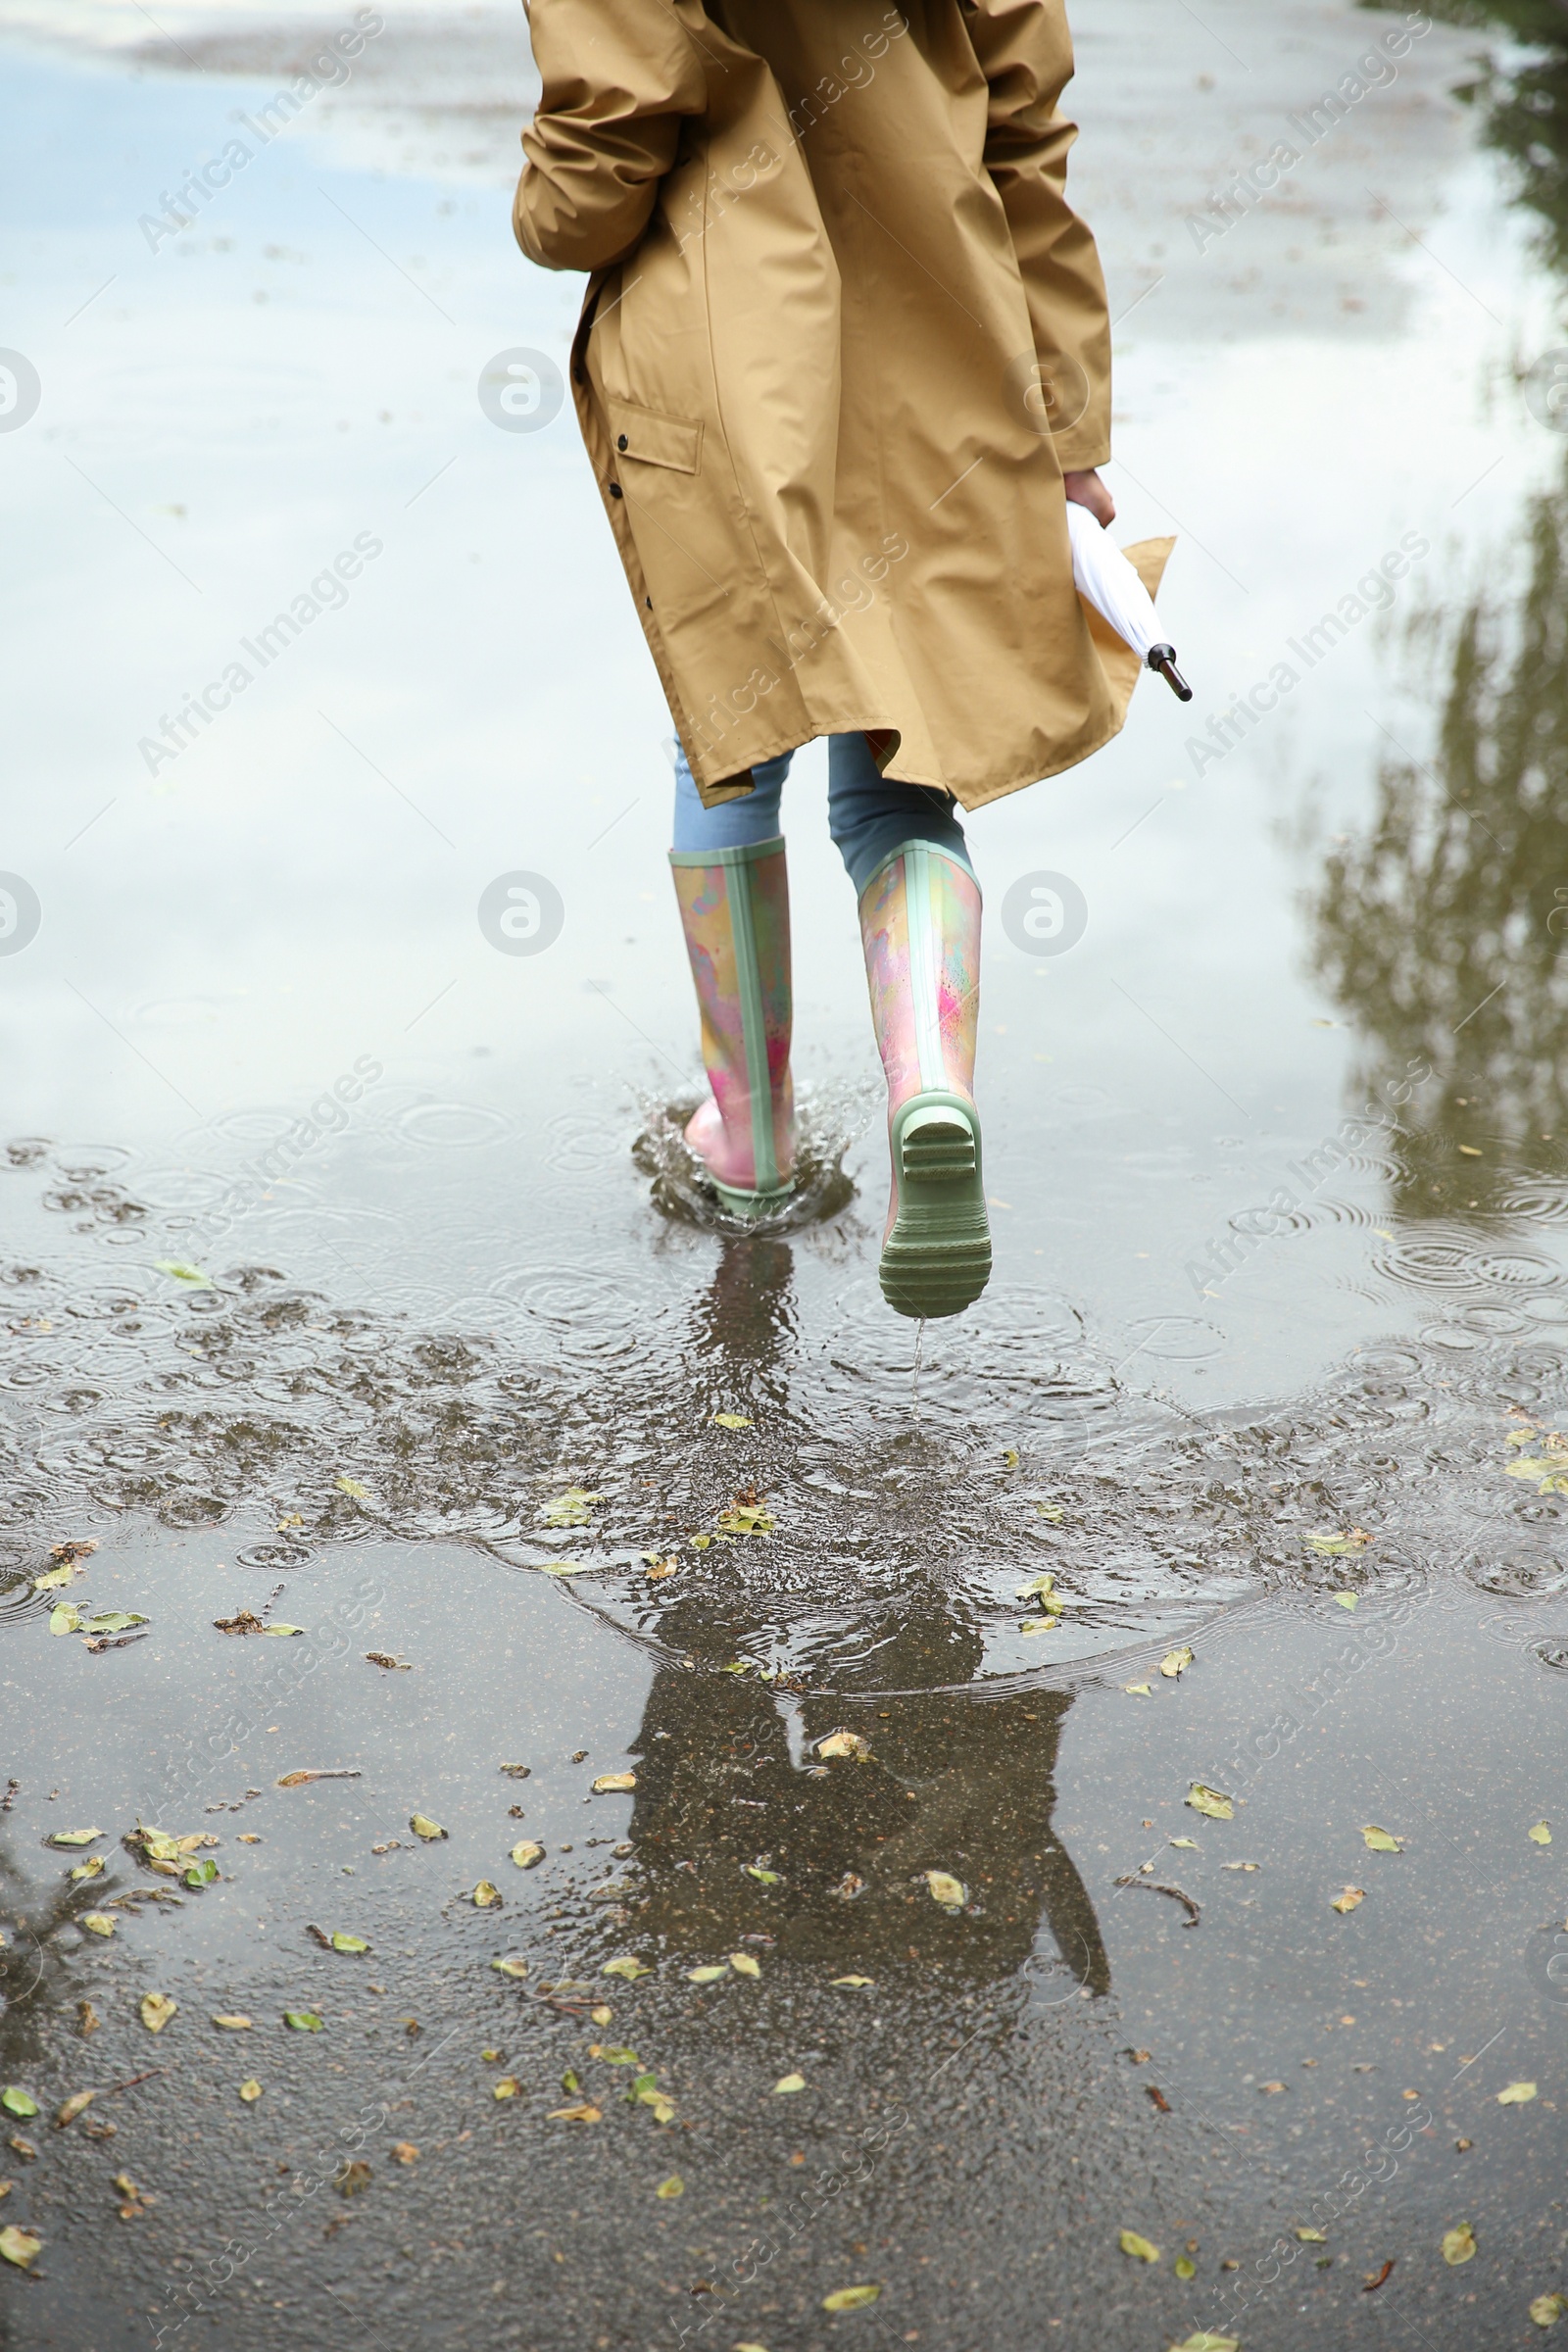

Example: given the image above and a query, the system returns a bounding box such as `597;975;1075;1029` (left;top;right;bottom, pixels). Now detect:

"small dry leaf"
1186;1783;1233;1821
1174;2254;1198;2280
0;2226;41;2270
1258;2081;1286;2095
687;1966;726;1984
493;2078;521;2101
815;1732;871;1761
547;2102;602;2123
140;1993;177;2034
1360;1825;1403;1852
76;2003;99;2036
1124;1683;1152;1696
0;2093;36;2121
772;2073;807;2095
1442;2222;1476;2266
1331;1886;1365;1914
925;1870;966;1911
712;1413;752;1429
48;1829;103;1848
832;1976;875;1987
1119;2230;1160;2262
365;1652;411;1672
1160;1646;1194;1679
728;1953;761;1979
80;1913;116;1936
1295;2227;1327;2242
212;2015;252;2030
656;2175;684;2198
511;1842;545;1869
472;1882;501;1909
391;2142;417;2164
336;1476;370;1501
410;1815;447;1840
1497;2081;1539;2106
821;2284;881;2312
1169;1838;1200;1850
1529;1821;1552;1845
55;2090;96;2128
238;2080;263;2103
1530;2293;1567;2326
336;2159;371;2197
592;1773;636;1793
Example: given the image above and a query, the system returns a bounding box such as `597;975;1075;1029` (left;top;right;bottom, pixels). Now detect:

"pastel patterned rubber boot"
669;837;796;1218
858;842;991;1318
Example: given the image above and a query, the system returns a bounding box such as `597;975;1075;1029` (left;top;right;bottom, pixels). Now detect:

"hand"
1063;468;1115;527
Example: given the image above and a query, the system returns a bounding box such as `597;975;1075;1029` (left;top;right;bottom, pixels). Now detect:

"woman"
514;0;1162;1318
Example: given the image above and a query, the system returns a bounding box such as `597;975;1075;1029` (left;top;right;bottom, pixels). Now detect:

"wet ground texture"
4;0;1568;2346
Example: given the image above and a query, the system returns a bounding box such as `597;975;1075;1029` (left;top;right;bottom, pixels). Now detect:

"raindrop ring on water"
0;872;42;956
1004;350;1092;438
1536;1924;1568;2007
1001;870;1088;957
1525;349;1568;435
478;347;565;434
477;871;565;956
0;351;41;433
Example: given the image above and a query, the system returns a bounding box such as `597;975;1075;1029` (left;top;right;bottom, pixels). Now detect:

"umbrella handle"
1147;643;1193;703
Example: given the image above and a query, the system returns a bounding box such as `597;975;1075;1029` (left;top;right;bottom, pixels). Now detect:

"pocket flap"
608;399;703;475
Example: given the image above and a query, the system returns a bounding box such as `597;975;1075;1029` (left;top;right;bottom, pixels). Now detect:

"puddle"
5;0;1568;2342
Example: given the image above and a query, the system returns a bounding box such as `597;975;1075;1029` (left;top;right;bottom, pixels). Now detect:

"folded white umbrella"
1065;499;1192;700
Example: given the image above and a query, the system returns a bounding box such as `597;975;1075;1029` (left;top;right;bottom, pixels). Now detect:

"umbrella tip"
1148;644;1193;702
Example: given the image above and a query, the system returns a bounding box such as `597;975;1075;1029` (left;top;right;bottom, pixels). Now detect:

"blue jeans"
671;731;972;900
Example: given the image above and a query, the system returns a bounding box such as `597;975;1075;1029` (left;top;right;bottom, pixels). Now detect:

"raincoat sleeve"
968;0;1111;472
514;0;708;273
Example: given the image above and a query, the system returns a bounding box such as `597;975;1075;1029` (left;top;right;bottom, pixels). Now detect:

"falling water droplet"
912;1318;925;1420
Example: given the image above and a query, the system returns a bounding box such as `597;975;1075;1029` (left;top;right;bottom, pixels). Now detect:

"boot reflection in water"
671;730;991;1316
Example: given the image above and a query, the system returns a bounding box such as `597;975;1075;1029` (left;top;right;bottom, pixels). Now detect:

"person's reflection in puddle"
624;1620;1107;1999
629;1238;1108;1999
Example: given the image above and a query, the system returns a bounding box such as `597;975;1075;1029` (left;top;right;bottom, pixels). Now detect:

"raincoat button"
609;482;623;498
616;433;628;451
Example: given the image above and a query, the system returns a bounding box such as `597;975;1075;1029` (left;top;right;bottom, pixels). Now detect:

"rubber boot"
858;841;991;1318
669;837;796;1218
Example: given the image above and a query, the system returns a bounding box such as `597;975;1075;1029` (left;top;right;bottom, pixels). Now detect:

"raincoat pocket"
607;398;703;475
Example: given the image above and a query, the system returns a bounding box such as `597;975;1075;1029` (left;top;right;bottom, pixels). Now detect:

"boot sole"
879;1094;992;1319
712;1178;797;1221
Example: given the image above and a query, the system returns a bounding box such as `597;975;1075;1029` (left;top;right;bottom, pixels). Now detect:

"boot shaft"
858;842;981;1109
670;837;794;1201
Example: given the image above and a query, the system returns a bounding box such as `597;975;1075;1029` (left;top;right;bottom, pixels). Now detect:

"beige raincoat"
514;0;1170;808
